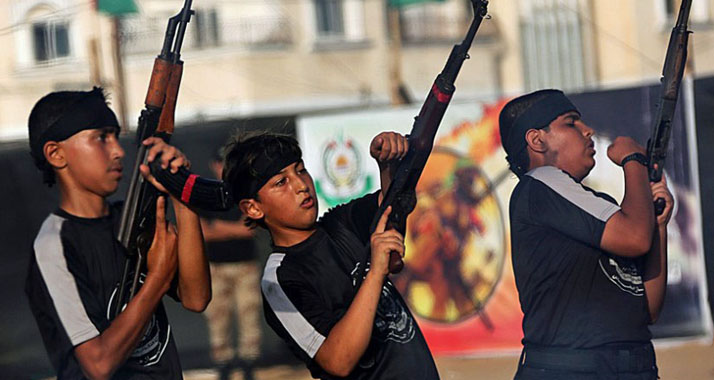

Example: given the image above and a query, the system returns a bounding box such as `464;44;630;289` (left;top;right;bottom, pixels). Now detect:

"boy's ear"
43;141;67;169
239;199;263;221
525;128;547;153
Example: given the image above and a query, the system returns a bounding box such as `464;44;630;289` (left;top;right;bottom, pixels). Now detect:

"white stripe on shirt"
34;214;99;346
261;253;326;358
527;166;620;222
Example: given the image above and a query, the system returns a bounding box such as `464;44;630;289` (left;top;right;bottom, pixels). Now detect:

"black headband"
31;89;120;160
504;91;579;157
243;150;302;199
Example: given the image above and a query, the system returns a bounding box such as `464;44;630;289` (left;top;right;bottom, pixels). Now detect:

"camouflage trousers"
204;261;262;364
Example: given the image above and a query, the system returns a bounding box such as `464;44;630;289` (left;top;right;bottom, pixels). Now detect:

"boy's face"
541;111;596;180
254;160;318;233
57;126;124;197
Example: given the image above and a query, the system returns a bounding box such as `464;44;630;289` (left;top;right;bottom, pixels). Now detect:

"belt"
519;343;657;373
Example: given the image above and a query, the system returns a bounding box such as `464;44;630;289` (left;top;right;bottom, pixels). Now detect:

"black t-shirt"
509;166;651;348
261;192;439;380
25;203;182;379
200;208;256;263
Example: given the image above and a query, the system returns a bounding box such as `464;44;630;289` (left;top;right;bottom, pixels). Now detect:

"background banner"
297;80;712;355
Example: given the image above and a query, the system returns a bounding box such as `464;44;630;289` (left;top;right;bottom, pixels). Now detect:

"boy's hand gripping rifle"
114;0;231;317
647;0;691;215
369;0;489;274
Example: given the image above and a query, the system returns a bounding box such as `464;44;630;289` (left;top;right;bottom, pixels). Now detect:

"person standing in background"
201;150;262;380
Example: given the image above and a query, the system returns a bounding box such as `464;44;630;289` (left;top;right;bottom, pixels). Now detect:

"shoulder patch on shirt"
527;166;620;222
261;253;326;358
34;214;99;346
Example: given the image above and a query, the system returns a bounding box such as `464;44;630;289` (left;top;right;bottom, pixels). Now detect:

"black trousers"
514;343;658;380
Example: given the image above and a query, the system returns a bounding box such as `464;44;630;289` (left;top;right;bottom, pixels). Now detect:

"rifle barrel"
676;0;692;28
172;0;194;62
369;0;489;274
647;0;691;211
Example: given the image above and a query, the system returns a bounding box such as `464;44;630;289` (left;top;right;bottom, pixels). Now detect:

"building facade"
0;0;712;140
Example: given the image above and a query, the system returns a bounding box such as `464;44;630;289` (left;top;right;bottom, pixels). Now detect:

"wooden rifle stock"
157;64;183;134
370;0;489;273
145;58;172;108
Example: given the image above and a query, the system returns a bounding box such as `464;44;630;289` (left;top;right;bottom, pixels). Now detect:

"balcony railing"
399;8;498;45
400;12;467;44
120;15;292;55
220;17;292;48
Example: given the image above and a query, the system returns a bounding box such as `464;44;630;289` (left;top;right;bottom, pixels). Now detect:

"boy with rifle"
499;89;673;379
25;88;210;379
222;132;439;379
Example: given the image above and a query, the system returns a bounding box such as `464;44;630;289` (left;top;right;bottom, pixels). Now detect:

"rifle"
647;0;691;215
114;0;231;317
369;0;489;273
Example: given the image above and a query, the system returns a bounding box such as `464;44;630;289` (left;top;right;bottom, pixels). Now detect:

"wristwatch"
620;152;648;167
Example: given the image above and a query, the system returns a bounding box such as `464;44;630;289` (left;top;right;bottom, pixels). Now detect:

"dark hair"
27;88;111;186
222;132;302;228
211;147;224;163
498;90;556;177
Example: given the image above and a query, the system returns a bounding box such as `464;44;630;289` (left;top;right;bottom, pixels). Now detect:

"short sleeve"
261;254;332;359
526;166;620;248
30;215;101;347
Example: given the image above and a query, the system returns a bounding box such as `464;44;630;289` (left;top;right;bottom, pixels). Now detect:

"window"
11;1;78;68
311;0;367;45
32;20;70;63
665;0;676;16
658;0;709;25
194;8;220;48
315;0;344;37
519;0;593;91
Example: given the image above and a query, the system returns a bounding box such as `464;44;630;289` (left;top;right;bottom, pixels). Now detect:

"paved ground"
184;340;714;380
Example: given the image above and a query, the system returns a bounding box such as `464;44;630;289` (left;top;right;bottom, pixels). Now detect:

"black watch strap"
620;152;648;167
